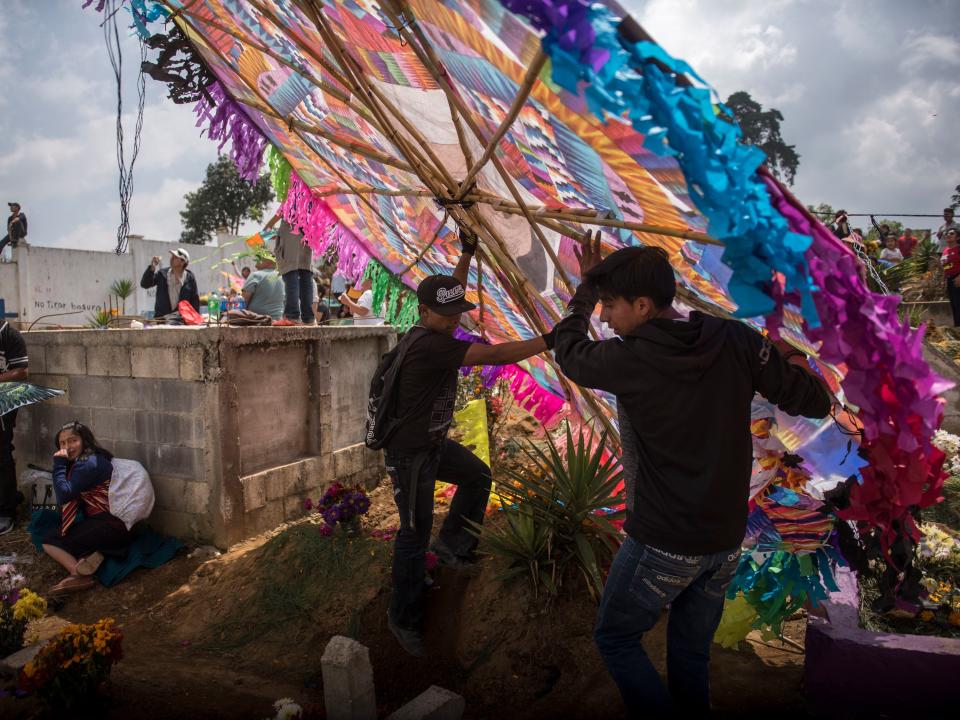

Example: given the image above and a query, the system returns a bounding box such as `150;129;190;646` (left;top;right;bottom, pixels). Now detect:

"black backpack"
364;327;429;450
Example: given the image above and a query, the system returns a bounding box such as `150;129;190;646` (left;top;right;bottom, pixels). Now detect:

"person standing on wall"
0;319;28;535
273;220;315;326
140;248;200;319
0;202;28;260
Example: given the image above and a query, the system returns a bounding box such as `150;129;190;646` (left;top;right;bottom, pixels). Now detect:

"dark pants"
948;276;960;327
386;439;492;631
283;269;314;323
0;411;17;518
594;536;740;718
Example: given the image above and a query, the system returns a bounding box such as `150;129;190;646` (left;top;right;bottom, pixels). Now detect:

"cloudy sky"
1;0;957;252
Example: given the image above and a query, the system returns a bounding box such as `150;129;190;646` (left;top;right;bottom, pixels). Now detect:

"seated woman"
43;422;132;595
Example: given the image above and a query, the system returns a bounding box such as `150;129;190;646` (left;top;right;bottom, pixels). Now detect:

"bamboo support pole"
448;98;476;169
382;0;618;440
453;50;547;201
314;186;433;199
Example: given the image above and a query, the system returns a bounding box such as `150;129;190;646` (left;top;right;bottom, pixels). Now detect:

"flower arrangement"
307;483;371;536
0;564;44;656
264;697;303;720
19;618;123;708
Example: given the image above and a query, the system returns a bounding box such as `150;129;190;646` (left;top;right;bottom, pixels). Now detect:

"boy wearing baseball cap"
383;228;555;657
553;233;831;716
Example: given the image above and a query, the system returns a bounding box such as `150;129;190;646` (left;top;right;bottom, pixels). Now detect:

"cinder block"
110;439;149;466
183;481;210;515
135;412;197;448
46;345;86;375
321;636;377;720
112;378;159;409
334;445;360;480
67;376;113;408
131;346;180;379
90;407;137;443
152;476;188;511
242;473;267;511
152;444;202;480
86;345;131;377
282;493;307;521
179;348;204;381
155;379;199;414
385;686;465;720
24;343;46;374
31;374;69;405
147;508;200;542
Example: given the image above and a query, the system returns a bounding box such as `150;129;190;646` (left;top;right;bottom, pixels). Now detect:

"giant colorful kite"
83;0;949;641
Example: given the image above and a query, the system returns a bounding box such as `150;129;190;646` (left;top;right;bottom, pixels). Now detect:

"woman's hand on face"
53;449;69;459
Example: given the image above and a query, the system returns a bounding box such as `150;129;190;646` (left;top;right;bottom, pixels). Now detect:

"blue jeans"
282;269;314;323
385;439;492;631
594;536;740;718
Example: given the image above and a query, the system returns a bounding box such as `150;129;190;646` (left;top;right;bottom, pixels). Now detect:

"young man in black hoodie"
384;229;556;657
554;233;831;717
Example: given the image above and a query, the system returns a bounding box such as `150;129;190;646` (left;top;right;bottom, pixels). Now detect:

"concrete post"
321;635;377;720
385;686;465;720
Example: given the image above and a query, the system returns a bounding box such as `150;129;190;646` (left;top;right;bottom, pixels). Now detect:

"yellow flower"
919;610;935;622
949;612;960;627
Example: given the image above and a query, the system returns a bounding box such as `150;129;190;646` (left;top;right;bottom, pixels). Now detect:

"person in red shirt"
942;228;960;326
898;228;918;258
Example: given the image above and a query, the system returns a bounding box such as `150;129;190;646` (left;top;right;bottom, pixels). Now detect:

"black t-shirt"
386;328;471;452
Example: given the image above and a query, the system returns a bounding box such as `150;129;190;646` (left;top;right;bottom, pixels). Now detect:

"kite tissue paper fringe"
266;146;293;204
279;173;370;279
500;0;817;325
193;81;268;183
765;179;950;558
503;0;949;576
455;329;566;428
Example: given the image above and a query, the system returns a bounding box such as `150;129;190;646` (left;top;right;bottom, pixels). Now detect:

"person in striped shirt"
42;422;132;595
0;320;28;536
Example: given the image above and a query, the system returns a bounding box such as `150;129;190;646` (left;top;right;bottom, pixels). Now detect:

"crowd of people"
828;207;960;326
140;218;382;326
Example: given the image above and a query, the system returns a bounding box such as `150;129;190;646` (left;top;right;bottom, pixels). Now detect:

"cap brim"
428;300;476;316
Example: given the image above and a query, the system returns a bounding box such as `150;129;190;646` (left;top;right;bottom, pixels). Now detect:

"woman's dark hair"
589;246;677;309
55;421;114;461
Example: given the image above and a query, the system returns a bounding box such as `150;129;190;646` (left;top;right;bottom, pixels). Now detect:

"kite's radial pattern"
82;0;949;638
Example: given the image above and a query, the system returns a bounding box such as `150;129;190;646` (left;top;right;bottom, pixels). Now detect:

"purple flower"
303;498;313;511
325;506;342;524
319;524;334;537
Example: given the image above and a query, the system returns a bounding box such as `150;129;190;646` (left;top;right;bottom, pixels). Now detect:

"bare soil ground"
0;476;810;720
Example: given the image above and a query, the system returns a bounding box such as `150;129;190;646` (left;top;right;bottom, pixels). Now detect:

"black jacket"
140;266;200;317
554;284;831;555
2;213;27;246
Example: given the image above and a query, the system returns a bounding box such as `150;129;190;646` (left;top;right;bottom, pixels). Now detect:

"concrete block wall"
15;325;395;548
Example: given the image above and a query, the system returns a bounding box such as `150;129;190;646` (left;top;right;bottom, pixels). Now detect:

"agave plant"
470;425;624;601
110;278;135;315
87;308;112;329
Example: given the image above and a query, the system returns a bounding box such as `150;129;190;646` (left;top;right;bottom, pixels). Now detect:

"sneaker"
429;538;477;572
273;318;299;326
387;613;425;657
0;516;13;536
76;551;105;576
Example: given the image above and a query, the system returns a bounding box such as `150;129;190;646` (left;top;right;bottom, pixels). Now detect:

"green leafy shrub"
471;425;624;602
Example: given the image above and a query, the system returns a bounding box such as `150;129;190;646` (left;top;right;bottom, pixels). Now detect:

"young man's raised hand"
574;230;603;278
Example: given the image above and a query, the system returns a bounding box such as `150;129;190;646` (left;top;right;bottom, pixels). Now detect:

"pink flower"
424;551;438;571
318;524;334;537
303;498;313;511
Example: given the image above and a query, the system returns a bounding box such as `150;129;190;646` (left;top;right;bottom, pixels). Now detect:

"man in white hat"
140;247;200;318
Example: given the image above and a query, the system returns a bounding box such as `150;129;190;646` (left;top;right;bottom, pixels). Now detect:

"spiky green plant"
110;278;134;314
87;308;112;329
469;425;624;602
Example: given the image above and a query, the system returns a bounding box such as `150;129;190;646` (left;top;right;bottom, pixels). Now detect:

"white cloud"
901;32;960;73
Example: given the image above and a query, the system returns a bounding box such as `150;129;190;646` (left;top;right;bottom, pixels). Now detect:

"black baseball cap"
584;246;652;280
416;275;476;316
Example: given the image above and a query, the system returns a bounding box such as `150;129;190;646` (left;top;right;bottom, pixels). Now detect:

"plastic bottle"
207;291;220;323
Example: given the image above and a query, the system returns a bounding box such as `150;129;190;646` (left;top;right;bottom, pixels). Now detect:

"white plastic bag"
108;458;155;530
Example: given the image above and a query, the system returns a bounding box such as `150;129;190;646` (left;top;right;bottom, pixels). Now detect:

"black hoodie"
554;284;831;555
